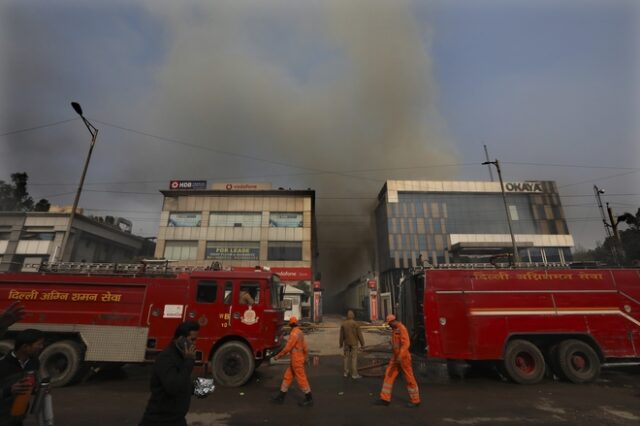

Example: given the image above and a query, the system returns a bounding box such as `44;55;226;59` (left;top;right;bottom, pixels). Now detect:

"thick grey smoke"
1;0;457;297
139;0;457;295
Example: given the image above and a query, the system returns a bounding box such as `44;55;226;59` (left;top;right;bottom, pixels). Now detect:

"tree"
617;208;640;264
0;173;50;212
575;208;640;266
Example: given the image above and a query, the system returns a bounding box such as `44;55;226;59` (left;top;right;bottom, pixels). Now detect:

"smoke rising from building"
1;0;458;297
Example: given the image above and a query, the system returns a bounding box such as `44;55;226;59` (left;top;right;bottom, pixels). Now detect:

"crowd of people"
0;303;420;426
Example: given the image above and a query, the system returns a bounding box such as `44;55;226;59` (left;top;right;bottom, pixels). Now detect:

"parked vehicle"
398;266;640;384
0;262;285;387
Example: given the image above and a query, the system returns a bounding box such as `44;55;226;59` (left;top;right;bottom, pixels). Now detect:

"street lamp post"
482;159;520;264
57;102;99;262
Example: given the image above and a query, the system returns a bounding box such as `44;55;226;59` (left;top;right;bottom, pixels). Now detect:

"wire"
503;161;640;171
91;118;384;184
559;169;640;188
0;118;78;137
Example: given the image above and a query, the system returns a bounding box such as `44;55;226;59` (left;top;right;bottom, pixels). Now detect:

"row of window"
197;281;260;305
164;240;303;261
168;212;303;228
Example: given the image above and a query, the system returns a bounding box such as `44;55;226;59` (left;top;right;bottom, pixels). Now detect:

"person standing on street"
0;328;45;426
271;316;313;407
139;321;200;426
339;310;365;379
375;314;421;408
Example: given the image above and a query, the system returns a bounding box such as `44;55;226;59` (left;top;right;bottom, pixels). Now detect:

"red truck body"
0;266;285;387
400;268;640;384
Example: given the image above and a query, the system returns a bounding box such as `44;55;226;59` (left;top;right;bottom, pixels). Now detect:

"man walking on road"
271;316;313;407
139;321;200;426
375;314;421;408
339;310;365;379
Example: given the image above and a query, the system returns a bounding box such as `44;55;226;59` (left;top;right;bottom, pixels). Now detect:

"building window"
210;212;261;227
0;232;11;240
197;280;218;303
269;212;303;228
206;241;260;261
21;232;55;241
164;241;198;260
239;282;260;305
268;241;302;261
168;212;201;227
508;205;519;221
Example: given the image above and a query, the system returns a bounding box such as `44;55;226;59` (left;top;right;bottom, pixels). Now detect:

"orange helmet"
385;314;396;323
289;316;298;325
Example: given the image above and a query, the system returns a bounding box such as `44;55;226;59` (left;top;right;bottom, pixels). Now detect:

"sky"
1;0;638;292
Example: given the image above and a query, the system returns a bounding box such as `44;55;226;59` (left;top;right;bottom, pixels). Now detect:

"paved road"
26;316;640;425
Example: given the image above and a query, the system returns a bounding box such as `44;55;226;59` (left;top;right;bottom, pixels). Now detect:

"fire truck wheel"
0;340;14;358
556;340;600;383
211;341;255;387
502;340;546;385
39;340;84;387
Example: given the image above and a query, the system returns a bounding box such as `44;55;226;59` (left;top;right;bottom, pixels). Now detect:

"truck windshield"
270;275;284;309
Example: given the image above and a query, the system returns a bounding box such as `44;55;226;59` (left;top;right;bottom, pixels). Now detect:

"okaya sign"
504;182;544;193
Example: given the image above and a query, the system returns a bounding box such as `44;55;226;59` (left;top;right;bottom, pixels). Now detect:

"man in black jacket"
140;321;200;426
0;328;44;426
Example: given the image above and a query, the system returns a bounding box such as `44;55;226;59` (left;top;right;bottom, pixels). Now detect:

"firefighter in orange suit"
375;314;421;408
271;316;313;407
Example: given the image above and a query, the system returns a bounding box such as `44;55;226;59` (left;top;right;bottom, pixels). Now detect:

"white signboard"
163;304;184;319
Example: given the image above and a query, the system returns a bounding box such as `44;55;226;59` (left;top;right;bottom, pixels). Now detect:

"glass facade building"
375;180;574;289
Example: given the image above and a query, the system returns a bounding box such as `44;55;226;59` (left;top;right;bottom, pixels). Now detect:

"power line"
91;118;383;184
559;169;640;188
0;118;78;137
503;161;640;171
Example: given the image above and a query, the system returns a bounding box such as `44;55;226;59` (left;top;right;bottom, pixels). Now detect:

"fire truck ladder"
24;260;228;276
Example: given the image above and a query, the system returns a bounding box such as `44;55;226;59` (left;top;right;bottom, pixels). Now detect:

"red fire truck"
0;263;285;387
398;267;640;384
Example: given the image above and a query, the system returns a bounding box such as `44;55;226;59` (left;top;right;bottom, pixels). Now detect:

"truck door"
189;279;227;362
435;293;472;358
146;282;190;353
231;280;264;342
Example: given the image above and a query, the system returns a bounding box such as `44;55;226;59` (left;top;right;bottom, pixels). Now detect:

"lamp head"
71;102;83;116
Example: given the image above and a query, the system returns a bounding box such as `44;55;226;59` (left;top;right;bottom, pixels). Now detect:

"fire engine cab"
398;265;640;384
0;262;286;387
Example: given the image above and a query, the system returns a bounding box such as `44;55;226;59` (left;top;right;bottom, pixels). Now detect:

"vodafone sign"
233;267;312;281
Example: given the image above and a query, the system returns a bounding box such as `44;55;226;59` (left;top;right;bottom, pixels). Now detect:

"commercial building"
155;182;317;305
375;180;574;290
0;209;154;272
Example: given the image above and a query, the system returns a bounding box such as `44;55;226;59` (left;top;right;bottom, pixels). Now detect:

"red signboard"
313;280;321;289
232;267;312;282
370;292;378;321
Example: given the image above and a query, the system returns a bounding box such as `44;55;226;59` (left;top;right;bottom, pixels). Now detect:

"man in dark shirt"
140;321;200;426
0;329;44;426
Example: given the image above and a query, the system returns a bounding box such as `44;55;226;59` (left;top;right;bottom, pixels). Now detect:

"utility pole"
607;203;625;264
483;144;494;182
58;102;99;262
593;185;612;238
594;185;617;262
482;159;520;264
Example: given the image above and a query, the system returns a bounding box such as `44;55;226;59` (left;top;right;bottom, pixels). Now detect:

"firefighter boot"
298;392;313;407
271;391;287;404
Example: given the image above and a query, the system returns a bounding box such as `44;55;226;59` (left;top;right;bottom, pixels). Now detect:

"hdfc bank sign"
169;180;207;190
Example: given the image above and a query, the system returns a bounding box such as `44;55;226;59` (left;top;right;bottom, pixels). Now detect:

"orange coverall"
277;327;311;394
379;322;420;404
